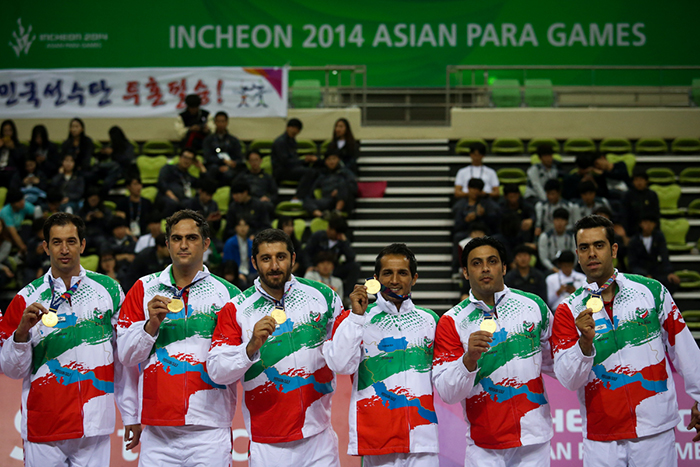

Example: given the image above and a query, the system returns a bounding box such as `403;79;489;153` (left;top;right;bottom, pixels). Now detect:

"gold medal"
586;297;604;313
365;279;381;294
480;319;498;333
42;312;58;328
271;306;287;325
167;298;184;313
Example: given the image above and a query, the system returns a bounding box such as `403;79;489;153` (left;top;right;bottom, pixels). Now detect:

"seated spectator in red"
223;181;271;238
60;118;94;172
574;180;611;219
222;217;256;288
534;179;580;236
454;142;499;203
50;154;85;214
325;118;358;174
525;144;562;202
499;183;536;243
78;187;112;253
175;94;214;151
303;152;357;218
28;124;60;178
233;150;278;214
0;119;26;187
271;118;317;199
202;111;243;186
10;154;48;204
156;148;199;217
621;168;660;236
627;213;681;293
115;177;152;237
504;244;547;302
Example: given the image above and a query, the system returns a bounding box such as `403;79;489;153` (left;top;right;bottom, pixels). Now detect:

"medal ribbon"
48;277;82;313
589;270;618;300
171;277;205;300
483;293;506;320
379;283;411;302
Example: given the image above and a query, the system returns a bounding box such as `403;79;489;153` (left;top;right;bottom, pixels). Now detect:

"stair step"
359;156;468;164
360;166;450;172
361;146;449;152
354;208;451;215
349;219;453;228
385;187;454;195
359;176;453;183
354;230;451;236
357;254;451;263
361;139;449;145
357;197;450;203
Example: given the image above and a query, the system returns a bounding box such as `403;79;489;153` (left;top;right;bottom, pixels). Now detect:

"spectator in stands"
103;216;137;270
97;250;121;283
28;124;60;178
23;218;49;284
271;118;317;199
525;144;562;202
493;212;531;267
224;180;271;238
592;205;628;272
277;215;303;274
303;152;357;218
592;152;631;199
115;176;152;237
537;207;576;273
0;189;40;254
0;218;16;289
50;154;85;215
563;153;615;201
452;178;500;272
627;213;681;292
575;180;611;219
60;118;94;172
10;154;48;204
457;222;488;300
157;148;198;217
175;94;214;151
499;183;536;243
184;180;222;235
134;214;163;254
621;168;661;236
545;250;587;309
504;244;547;302
0;119;26;187
202;111;243;186
79;187;112;253
123;233;171;291
534;179;579;236
99;126;137;181
234;150;278;214
43;188;64;218
303;215;360;299
325;118;358;174
305;251;344;303
454;142;499;207
222;217;256;288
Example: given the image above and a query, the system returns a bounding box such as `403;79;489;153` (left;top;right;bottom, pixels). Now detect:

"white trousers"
363;452;439;467
23;435;110;467
139;425;232;467
248;426;340;467
464;441;550;467
583;429;676;467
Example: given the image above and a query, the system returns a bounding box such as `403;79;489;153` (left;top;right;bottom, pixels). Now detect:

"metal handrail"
289;65;367;120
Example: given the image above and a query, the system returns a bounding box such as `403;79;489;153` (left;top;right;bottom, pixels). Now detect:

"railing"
288;65;367;120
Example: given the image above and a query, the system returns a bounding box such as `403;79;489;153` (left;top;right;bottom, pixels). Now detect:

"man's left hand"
124;424;142;450
687;402;700;442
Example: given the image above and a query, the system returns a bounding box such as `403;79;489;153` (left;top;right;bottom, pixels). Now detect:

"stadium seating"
290;79;322;108
692;79;700;106
607;153;636;176
271;218;306;241
136;155;168;185
296;140;318;155
455;138;487;154
679;167;700;184
687;199;700;216
526;138;561;154
249;140;274;155
491;79;521;107
682;310;700;330
497;168;527;184
563;138;596;154
530;153;563;165
140;186;158;203
213;186;231;214
274;201;307;217
646;167;676;184
491;138;524;154
659;218;692;252
600;138;632;154
142;140;175;156
671;137;700;154
523;79;554;107
650;184;682;215
676;270;700;289
310;217;328;233
635;138;668;154
80;255;99;272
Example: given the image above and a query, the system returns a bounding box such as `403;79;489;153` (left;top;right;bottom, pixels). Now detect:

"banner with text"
0;67;288;118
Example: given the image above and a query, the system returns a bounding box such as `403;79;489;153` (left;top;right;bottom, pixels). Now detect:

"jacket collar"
375;290;415;315
254;274;298;305
468;285;510;313
158;264;210;289
45;266;87;292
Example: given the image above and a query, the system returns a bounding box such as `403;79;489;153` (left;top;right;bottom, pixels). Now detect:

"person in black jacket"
233;150;278;214
202;111;243;186
302;152;357;218
156;148;199;217
177;94;212;151
123;233;172;291
60;118;94;172
504;244;547;302
270;118;316;199
621;168;661;236
223;180;271;239
0;119;27;187
97;126;137;187
627;213;681;292
28;124;60;178
302;215;359;299
325;118;359;174
114;177;152;237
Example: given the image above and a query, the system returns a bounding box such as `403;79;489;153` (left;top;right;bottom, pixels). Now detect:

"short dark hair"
639;211;659;224
374;243;417;277
555;250;576;265
231;181;250;194
575;153;594;170
277;215;294;228
252;228;295;258
287;118;303;130
503;183;520;195
181;148;196;158
544;179;561;193
467;178;485;190
328;215;348;234
592;205;613;219
513;244;534;257
198;178;217;195
44;212;86;243
6;188;24;205
461;236;507;268
553;207;570;221
469;221;489;236
574;214;615;247
246;150;261;160
469;142;486;156
578;180;597;195
632;167;648;180
536;144;554;157
155;233;167;248
166;209;210;242
185;94;201;108
314;251;337;266
214;111;228;120
126;176;142;186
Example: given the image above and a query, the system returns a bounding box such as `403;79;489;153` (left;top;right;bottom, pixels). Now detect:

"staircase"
352;139;463;314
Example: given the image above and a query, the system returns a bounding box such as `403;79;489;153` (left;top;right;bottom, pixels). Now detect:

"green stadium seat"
169;155;205;179
136;155;168;185
687;199;700;216
497;168;527;185
296;140;317;155
530;153;563;165
93;140;103;152
0;187;7;206
679;167;700;185
142;140;175;156
310;217;328;233
275;201;307;218
249;140;274;155
272;218;307;241
676;270;700;289
600;138;632;154
103;200;116;212
650;184;682;216
527;138;561;154
635;138;668;154
682;310;700;330
607;153;636;177
563;138;596;154
80;255;99;272
659;217;691;251
491;79;521;107
671;137;700;154
491;138;524;154
523;79;554;107
320;140;331;155
213;186;230;214
141;186;158;203
129;139;140;155
498;185;527;196
290;79;322;108
455;138;487;154
646;167;676;184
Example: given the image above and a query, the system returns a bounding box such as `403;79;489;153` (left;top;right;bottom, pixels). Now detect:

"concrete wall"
11;107;700;143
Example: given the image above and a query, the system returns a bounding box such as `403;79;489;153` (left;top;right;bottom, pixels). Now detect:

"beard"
260;268;291;290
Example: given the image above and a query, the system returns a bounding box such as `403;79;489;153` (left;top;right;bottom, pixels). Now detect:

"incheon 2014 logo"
9;18;35;57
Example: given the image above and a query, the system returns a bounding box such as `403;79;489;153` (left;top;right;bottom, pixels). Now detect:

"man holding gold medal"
324;243;439;466
433;236;555;466
0;212;140;466
207;228;344;467
117;210;240;466
551;215;700;466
